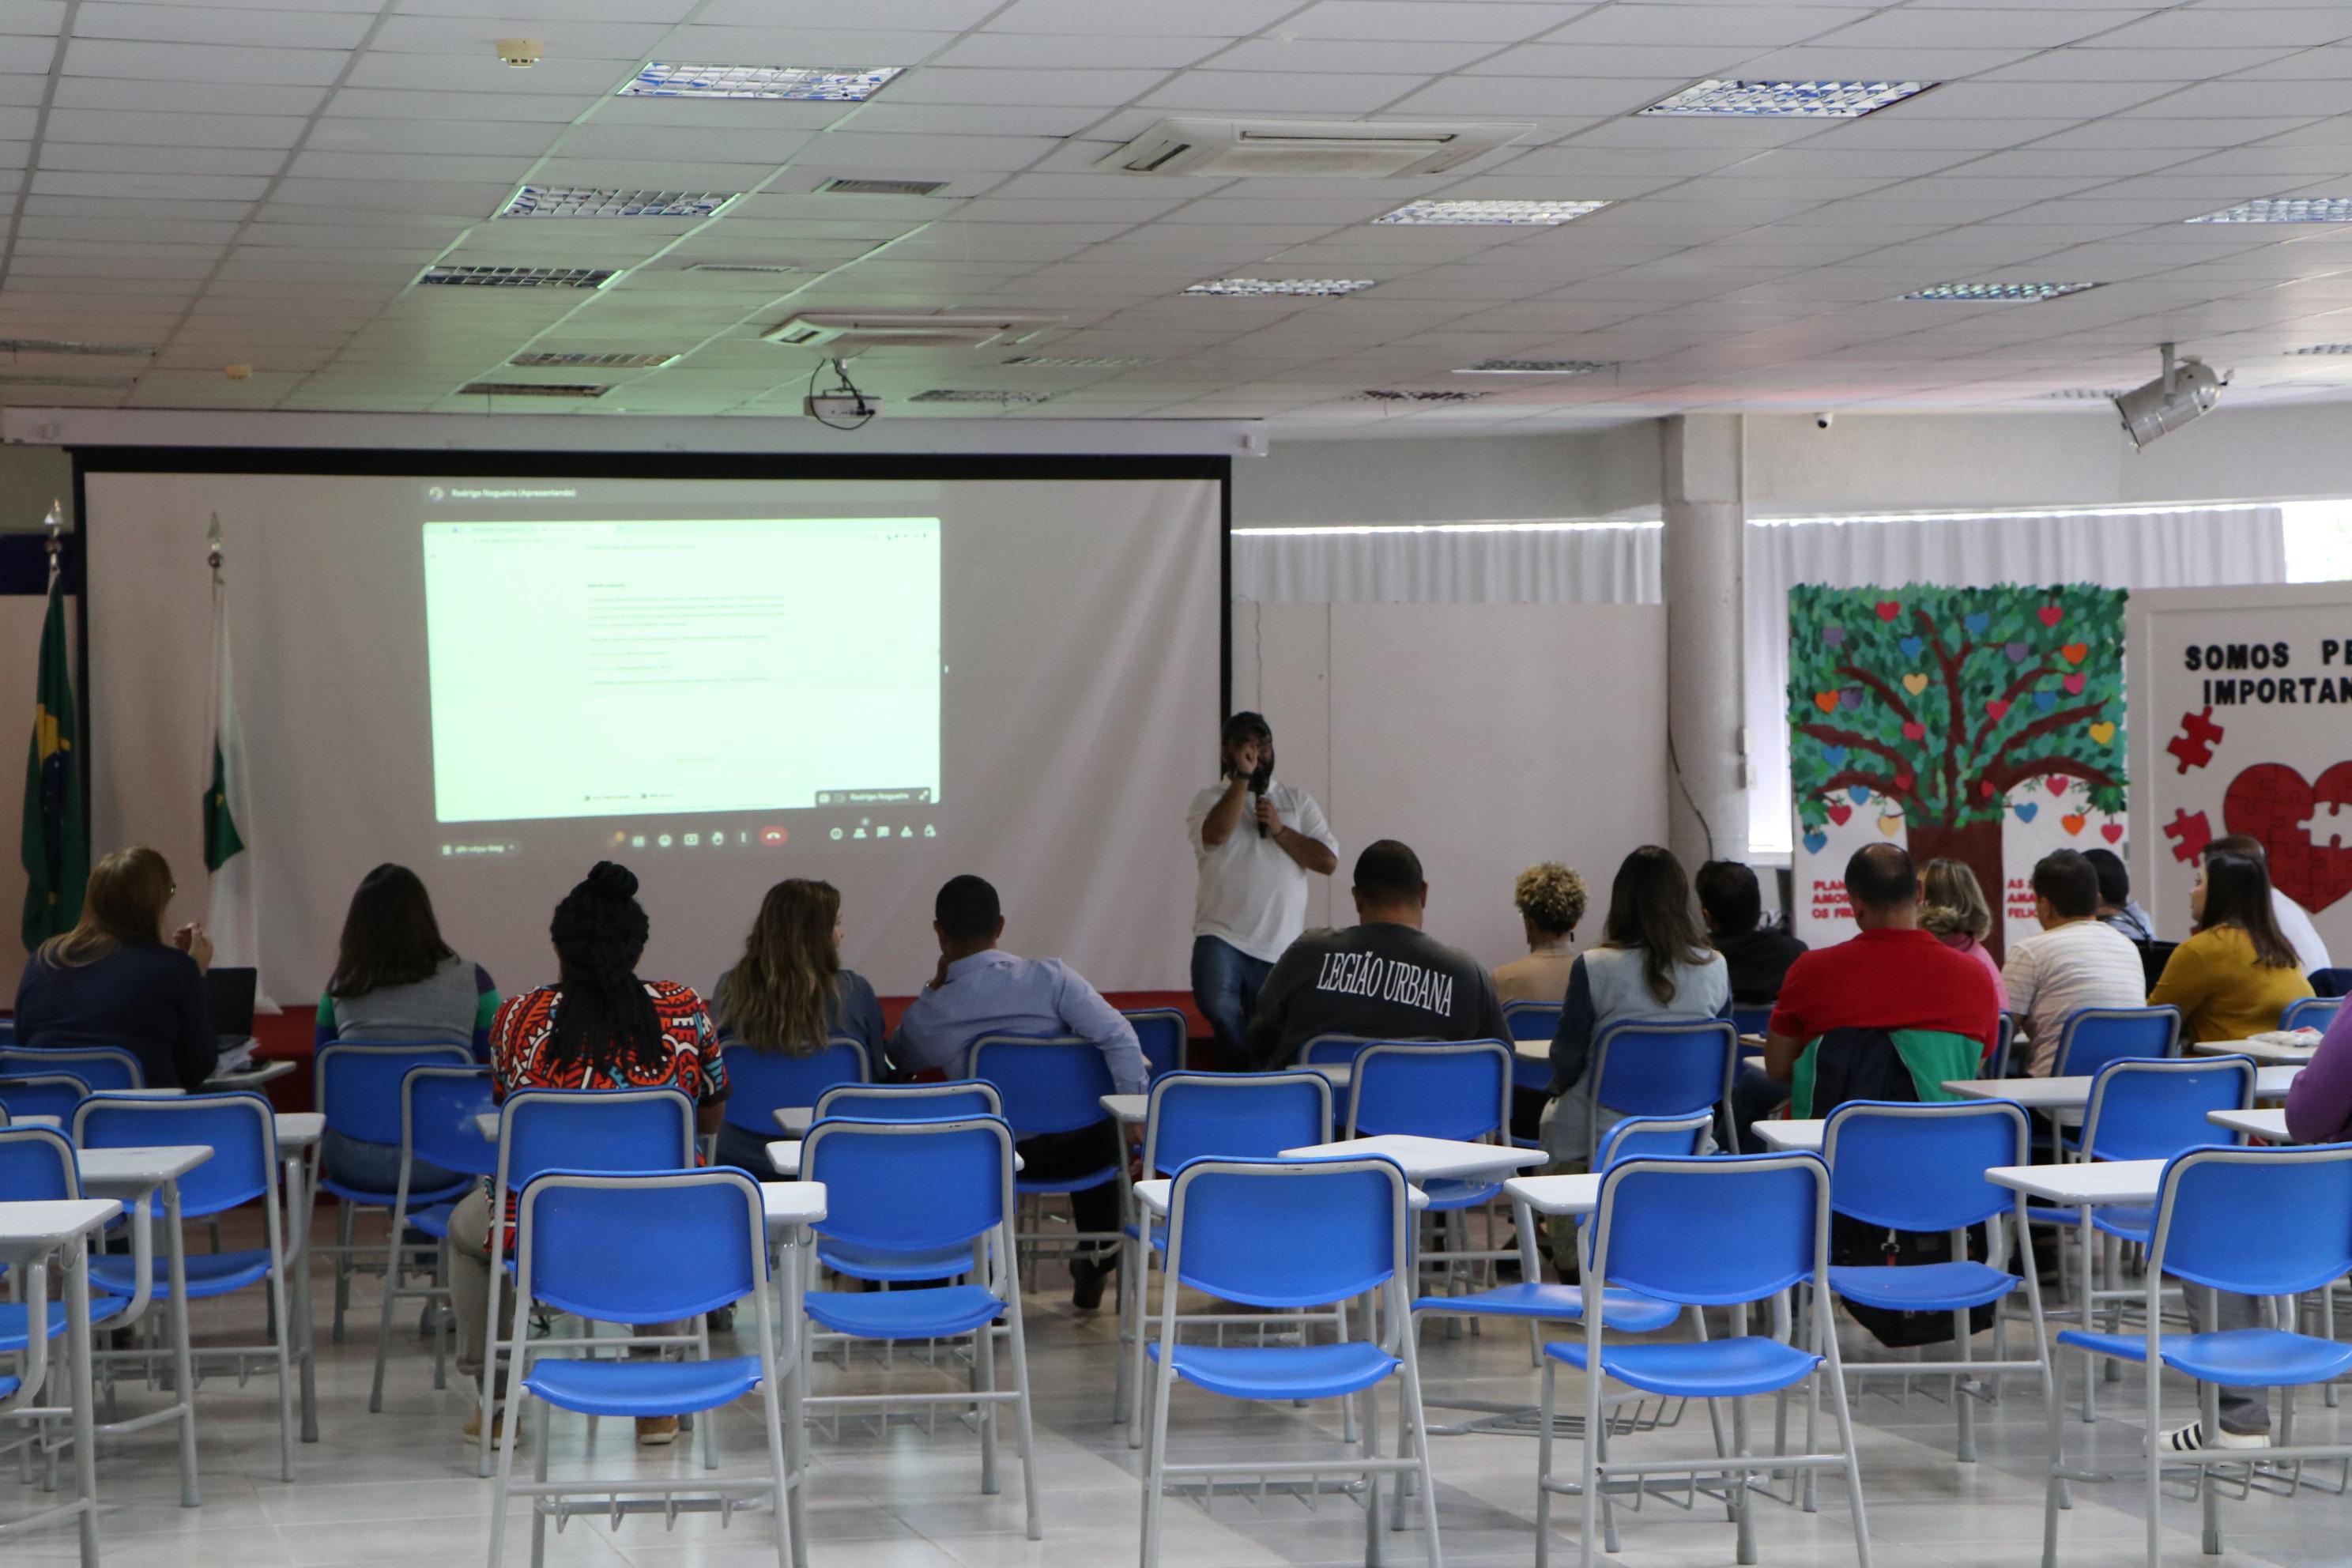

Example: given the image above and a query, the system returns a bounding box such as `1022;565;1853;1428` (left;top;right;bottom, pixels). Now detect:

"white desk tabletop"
0;1197;122;1250
2210;1106;2290;1141
1101;1094;1145;1125
1505;1172;1603;1218
2190;1037;2316;1065
207;1061;296;1089
77;1144;212;1193
476;1110;499;1140
1513;1037;1549;1062
1755;1120;1825;1153
764;1140;1021;1179
1279;1133;1542;1183
274;1112;324;1151
1133;1174;1429;1217
775;1106;814;1136
1946;1065;2300;1110
760;1182;826;1230
1986;1159;2165;1207
1308;1063;1353;1086
14;1113;60;1129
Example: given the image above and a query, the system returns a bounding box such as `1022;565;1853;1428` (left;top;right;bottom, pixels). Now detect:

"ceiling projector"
2113;342;2223;450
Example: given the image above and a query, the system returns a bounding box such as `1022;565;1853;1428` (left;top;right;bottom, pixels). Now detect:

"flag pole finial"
42;497;61;565
206;511;224;579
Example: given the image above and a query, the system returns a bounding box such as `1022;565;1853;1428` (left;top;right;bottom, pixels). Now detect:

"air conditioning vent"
1099;117;1532;179
820;177;948;197
764;311;1061;353
684;262;797;275
509;352;678;369
458;381;610;398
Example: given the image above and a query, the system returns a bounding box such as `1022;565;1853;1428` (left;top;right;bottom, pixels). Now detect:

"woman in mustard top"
2148;846;2314;1043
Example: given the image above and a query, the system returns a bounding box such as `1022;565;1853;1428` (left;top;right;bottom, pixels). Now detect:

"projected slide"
422;517;941;824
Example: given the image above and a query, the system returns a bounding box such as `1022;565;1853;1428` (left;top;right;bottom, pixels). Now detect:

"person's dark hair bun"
583;861;638;899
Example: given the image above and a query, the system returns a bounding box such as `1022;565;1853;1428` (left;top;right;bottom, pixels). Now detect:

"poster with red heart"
2128;584;2352;963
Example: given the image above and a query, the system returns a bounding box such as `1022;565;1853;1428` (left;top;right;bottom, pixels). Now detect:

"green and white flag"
203;556;271;1005
21;561;87;950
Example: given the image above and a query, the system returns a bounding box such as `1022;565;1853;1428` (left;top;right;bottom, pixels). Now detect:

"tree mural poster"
1788;584;2129;957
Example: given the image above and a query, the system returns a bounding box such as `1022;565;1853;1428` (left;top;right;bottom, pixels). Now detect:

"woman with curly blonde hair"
1920;858;2008;1006
1493;861;1587;1004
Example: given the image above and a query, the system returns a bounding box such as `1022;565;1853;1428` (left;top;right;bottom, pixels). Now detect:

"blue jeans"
1191;935;1274;1070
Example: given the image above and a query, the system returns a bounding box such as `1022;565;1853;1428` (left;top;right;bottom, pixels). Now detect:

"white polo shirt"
2001;917;2152;1074
1185;779;1337;964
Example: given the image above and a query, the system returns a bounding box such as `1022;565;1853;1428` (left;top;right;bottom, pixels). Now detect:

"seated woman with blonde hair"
1919;858;2007;1008
13;845;217;1088
1493;861;1586;1005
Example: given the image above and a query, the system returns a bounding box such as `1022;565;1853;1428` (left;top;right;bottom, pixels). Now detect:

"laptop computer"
205;965;258;1055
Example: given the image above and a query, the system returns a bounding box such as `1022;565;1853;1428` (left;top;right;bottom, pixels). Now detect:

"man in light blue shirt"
888;875;1144;1310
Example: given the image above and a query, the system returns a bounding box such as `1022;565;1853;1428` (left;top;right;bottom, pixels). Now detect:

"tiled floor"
4;1228;2346;1568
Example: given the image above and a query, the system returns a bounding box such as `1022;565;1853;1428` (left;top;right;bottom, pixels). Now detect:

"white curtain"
1232;522;1661;605
1746;507;2288;854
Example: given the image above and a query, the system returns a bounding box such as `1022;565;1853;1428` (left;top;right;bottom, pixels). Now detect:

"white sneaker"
2158;1421;2267;1453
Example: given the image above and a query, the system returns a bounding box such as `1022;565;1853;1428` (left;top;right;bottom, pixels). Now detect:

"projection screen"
82;459;1224;1003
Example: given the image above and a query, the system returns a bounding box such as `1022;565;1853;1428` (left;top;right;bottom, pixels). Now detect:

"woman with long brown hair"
2150;843;2315;1043
13;845;217;1087
709;877;884;1175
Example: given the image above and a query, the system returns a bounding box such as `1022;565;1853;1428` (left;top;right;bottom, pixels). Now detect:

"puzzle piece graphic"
2166;707;2226;774
2162;808;2212;865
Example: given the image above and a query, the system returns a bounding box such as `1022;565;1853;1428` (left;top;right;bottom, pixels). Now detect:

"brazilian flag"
21;572;87;949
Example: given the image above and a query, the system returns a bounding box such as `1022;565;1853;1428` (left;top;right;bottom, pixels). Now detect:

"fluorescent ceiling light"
1373;198;1608;227
1001;355;1155;368
1353;389;1488;402
499;187;737;220
1184;277;1375;297
909;388;1053;404
1902;281;2100;302
2041;388;2121;400
621;63;902;101
684;262;797;274
2187;197;2352;224
458;381;609;398
509;351;678;369
2287;343;2352;355
1455;358;1611;375
420;266;617;289
1641;80;1931;119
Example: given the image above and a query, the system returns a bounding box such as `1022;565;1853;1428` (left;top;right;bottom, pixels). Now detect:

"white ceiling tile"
61;38;351;86
885;66;1170;105
54;75;326;115
367;16;672;58
930;31;1219;69
2090;9;2352;48
1285;2;1595;45
1136;71;1431;115
343;54;633;95
74;2;377;50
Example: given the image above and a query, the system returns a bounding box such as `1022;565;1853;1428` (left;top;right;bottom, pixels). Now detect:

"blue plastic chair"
969;1035;1123;1280
1505;1003;1563;1097
1536;1154;1868;1568
0;1046;143;1091
71;1091;301;1481
1301;1033;1378;1069
473;1088;697;1477
0;1073;89;1124
1731;1004;1776;1039
1114;1071;1336;1446
368;1064;496;1412
1988;1012;2021;1079
491;1168;797;1568
1122;1008;1189;1080
812;1080;1003;1123
2282;996;2340;1032
799;1115;1040;1539
721;1037;868;1139
1142;1156;1440;1568
0;1127;129;1351
1582;1020;1738;1166
2042;1143;2352;1568
1348;1040;1513;1204
2052;1006;2183;1079
314;1042;473;1343
1819;1100;2056;1466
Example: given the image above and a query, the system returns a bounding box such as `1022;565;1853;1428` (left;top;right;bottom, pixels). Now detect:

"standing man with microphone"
1187;712;1338;1069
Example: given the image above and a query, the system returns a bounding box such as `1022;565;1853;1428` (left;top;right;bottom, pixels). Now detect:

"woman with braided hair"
444;861;729;1449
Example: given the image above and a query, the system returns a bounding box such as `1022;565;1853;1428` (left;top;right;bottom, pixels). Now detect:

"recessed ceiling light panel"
420;265;617;289
2187;198;2352;224
458;381;610;398
909;388;1054;404
1641;79;1932;119
1001;355;1155;368
1353;389;1489;402
2287;343;2352;355
509;351;679;369
1902;281;2100;302
621;63;903;101
499;186;737;220
1184;277;1375;297
1455;358;1612;375
1373;198;1608;226
684;262;797;274
0;337;153;356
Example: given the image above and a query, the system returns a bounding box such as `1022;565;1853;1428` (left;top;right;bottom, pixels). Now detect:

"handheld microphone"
1253;789;1268;838
1249;760;1273;839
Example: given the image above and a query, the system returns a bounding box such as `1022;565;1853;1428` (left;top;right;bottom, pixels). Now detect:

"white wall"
1231;600;1670;971
1234;427;1659;527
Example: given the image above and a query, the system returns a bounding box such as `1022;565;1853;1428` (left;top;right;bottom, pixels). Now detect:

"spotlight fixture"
1372;198;1608;226
1639;80;1932;119
2113;342;2223;450
2186;197;2352;225
1183;277;1374;297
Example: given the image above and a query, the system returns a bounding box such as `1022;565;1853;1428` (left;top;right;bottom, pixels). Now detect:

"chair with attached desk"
1505;997;1565;1084
2041;1142;2352;1568
1301;1033;1378;1069
1140;1155;1442;1568
473;1087;699;1478
0;1126;130;1373
70;1091;300;1480
1581;1020;1739;1168
2280;996;2340;1033
0;1047;142;1092
722;1037;869;1155
968;1035;1122;1292
314;1042;474;1344
1122;1008;1190;1080
1817;1099;2058;1472
1536;1152;1871;1568
812;1080;1003;1121
2052;1006;2184;1080
368;1064;496;1413
0;1073;89;1125
1985;1012;2021;1080
490;1167;798;1568
0;1178;116;1568
1348;1041;1517;1307
1111;1070;1335;1446
797;1114;1041;1539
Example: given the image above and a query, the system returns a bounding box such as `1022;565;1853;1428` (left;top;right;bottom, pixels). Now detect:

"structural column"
1660;414;1748;872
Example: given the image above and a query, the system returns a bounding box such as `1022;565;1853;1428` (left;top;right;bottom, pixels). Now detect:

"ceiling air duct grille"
1099;117;1532;179
765;311;1061;353
820;177;948;197
458;381;611;398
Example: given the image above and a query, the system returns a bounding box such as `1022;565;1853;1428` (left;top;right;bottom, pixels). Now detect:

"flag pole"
42;496;60;571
